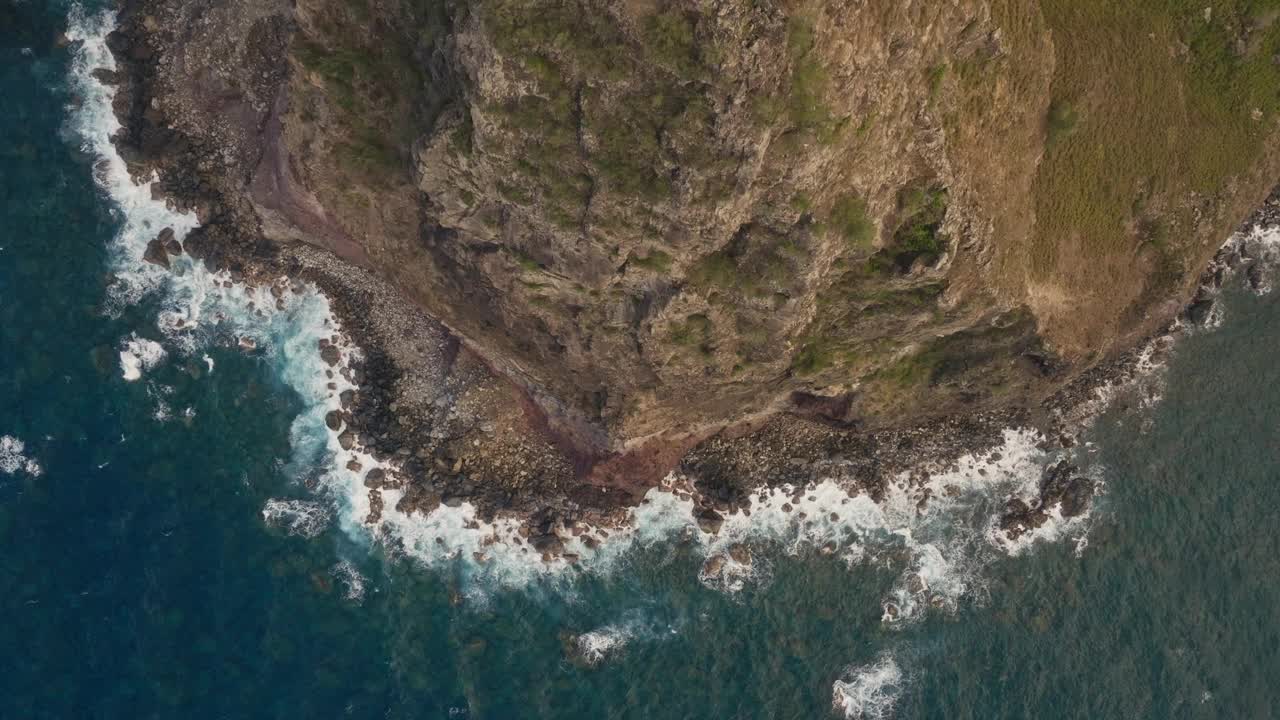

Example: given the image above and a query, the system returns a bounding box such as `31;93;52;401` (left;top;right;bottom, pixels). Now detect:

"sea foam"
0;436;43;476
832;654;906;720
118;334;166;381
261;498;332;539
67;6;362;543
569;609;679;667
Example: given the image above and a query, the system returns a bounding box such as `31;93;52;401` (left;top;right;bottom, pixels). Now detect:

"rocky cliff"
108;0;1280;461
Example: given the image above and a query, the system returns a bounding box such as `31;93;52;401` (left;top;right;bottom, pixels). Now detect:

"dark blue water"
5;3;1280;718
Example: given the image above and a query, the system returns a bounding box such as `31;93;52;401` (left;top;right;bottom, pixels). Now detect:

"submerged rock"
999;461;1096;539
142;231;171;269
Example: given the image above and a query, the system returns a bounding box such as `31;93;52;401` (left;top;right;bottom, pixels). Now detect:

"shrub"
830;195;874;247
632;250;674;273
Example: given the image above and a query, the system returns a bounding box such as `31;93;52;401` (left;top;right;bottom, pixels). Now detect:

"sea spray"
261;498;333;539
118;334;166;381
67;5;367;541
0;436;43;476
832;654;906;720
567;609;682;667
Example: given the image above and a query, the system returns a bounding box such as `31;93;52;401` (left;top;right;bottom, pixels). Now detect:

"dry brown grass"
1027;0;1280;343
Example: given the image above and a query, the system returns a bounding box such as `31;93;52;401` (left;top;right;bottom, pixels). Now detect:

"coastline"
90;1;1280;557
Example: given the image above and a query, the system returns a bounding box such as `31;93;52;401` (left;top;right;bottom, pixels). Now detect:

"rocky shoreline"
93;2;1279;549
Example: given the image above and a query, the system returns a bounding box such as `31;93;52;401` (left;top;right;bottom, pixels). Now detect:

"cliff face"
111;0;1280;451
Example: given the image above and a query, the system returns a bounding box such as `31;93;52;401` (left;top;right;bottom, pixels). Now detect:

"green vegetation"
669;314;713;352
877;346;943;387
777;13;840;142
869;185;948;274
830;195;874;248
292;0;457;184
482;0;628;80
479;0;733;207
644;9;699;74
631;250;674;273
791;338;839;375
1045;98;1078;144
927;63;948;101
1029;0;1280;292
498;181;532;205
690;251;739;287
509;248;541;272
338;130;400;174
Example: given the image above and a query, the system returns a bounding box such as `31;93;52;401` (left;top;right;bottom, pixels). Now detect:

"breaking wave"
330;559;367;603
261;498;332;539
0;436;42;476
118;334;166;381
567;609;679;667
832;654;906;720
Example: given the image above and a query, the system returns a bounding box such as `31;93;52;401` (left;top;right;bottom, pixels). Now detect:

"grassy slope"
1029;0;1280;336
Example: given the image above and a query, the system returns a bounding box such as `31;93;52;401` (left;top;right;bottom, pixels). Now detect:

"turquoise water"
4;3;1280;718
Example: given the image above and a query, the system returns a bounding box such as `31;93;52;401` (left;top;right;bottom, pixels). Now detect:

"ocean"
3;3;1280;718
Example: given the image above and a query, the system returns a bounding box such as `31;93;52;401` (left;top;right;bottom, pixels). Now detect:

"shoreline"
91;2;1280;552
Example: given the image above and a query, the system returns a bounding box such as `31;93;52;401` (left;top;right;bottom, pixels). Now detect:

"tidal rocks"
319;342;341;367
91;67;120;85
142;227;177;268
324;409;343;431
530;533;565;555
337;429;355;451
363;468;385;488
998;460;1095;540
695;507;725;535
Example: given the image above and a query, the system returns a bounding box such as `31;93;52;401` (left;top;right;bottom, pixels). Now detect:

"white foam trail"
119;334;166;381
573;623;636;666
262;499;332;538
832;654;906;720
331;559;367;603
1228;223;1280;297
693;429;1097;619
569;610;679;667
68;7;361;534
0;436;43;476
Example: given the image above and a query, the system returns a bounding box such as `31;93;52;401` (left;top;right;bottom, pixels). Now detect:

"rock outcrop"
105;0;1280;459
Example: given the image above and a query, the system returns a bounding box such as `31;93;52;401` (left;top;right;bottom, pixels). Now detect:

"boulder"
320;344;341;367
696;508;724;534
142;234;170;269
337;430;356;451
531;533;565;555
363;468;386;488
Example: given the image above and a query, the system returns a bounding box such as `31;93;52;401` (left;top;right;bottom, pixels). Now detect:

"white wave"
573;623;635;666
833;654;906;720
68;6;359;529
569;610;678;667
262;498;332;538
0;436;43;476
1179;222;1280;331
350;426;1095;617
1229;223;1280;297
331;559;367;603
687;429;1095;620
119;334;166;381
